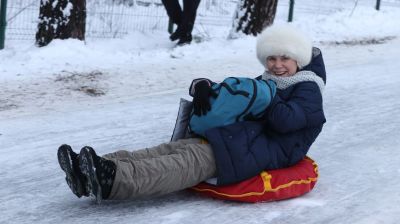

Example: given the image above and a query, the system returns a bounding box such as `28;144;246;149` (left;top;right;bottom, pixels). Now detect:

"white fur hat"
256;24;312;69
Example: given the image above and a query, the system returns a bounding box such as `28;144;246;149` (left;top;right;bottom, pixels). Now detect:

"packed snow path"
1;38;400;223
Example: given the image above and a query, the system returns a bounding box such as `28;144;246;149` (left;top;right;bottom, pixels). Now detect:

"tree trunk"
36;0;86;47
230;0;278;37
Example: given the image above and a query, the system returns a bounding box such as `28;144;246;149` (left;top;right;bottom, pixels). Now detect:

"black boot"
169;26;183;41
177;33;192;46
79;146;116;204
57;144;89;198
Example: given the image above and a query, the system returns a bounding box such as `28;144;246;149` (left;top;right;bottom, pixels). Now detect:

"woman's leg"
103;138;204;161
161;0;182;25
106;139;216;200
182;0;201;33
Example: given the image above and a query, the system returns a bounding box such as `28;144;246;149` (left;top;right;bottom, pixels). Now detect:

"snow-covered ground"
1;2;400;224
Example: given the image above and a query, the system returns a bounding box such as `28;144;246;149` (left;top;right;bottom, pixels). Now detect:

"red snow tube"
191;157;318;203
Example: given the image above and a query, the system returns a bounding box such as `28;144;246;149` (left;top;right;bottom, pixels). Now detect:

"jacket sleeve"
264;82;324;133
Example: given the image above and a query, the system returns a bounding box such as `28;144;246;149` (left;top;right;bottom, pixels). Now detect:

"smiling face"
266;56;298;77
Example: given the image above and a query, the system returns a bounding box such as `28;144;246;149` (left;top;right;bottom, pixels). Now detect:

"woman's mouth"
273;71;287;76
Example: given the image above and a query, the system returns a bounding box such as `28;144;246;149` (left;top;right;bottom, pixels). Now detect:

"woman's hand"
193;80;216;116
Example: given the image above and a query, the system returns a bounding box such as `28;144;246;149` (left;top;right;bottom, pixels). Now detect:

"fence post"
375;0;381;10
0;0;8;50
288;0;295;22
168;19;174;34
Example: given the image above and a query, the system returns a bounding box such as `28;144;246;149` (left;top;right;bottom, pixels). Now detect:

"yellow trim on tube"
191;157;319;198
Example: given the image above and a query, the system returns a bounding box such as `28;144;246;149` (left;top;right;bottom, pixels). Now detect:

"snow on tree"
230;0;278;38
36;0;86;47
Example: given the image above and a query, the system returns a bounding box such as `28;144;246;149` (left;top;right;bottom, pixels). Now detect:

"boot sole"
57;145;84;198
79;147;102;204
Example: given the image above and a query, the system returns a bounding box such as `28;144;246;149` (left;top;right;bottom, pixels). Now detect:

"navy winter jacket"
205;48;326;185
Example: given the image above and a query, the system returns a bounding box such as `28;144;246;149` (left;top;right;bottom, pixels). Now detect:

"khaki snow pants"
103;138;216;200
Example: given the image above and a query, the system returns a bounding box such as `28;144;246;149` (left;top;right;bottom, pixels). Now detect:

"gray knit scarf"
261;70;325;93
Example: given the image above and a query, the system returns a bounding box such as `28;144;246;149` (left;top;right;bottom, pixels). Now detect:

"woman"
57;24;326;203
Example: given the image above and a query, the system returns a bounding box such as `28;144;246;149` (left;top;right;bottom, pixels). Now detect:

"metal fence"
277;0;400;17
4;0;237;41
2;0;400;43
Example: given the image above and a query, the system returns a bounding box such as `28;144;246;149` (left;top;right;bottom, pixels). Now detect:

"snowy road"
1;37;400;223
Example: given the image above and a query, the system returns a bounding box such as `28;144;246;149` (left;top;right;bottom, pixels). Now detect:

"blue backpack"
189;77;276;137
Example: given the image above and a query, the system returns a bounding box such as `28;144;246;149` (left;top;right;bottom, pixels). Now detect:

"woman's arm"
264;82;324;133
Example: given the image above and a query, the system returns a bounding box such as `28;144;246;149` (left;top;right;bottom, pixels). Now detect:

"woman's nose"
274;59;283;67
